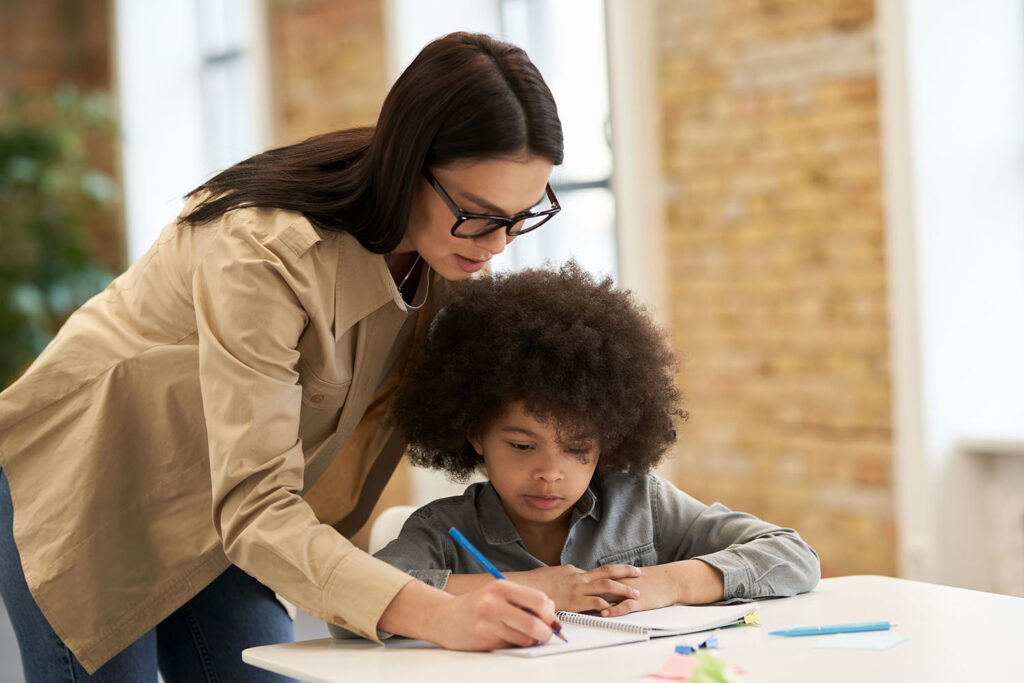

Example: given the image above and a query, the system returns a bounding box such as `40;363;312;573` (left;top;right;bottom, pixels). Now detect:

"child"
335;262;819;635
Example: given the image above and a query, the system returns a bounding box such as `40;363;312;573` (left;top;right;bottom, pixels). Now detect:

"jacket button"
311;394;325;403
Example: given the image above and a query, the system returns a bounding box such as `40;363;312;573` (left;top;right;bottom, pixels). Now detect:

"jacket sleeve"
193;211;413;642
328;510;454;640
651;476;821;600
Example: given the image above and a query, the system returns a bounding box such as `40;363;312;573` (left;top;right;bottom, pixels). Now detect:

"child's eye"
508;441;534;451
564;445;595;463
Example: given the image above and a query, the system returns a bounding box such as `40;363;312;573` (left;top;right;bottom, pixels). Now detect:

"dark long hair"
179;32;563;253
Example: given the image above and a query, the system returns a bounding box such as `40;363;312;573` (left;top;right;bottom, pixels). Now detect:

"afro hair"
391;260;686;481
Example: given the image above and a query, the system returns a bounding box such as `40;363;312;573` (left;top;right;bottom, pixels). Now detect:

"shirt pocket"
597;542;658;568
297;357;352;447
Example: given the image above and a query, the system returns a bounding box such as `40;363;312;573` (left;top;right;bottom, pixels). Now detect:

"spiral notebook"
496;603;757;658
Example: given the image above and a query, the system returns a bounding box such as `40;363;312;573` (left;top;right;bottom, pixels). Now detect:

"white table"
243;575;1024;682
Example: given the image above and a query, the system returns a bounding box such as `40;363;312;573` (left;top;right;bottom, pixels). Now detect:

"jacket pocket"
597;542;658;567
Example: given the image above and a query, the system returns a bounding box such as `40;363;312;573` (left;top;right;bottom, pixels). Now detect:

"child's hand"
507;564;643;613
599;560;725;617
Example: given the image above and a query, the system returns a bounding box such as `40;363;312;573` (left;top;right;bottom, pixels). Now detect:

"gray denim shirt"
329;471;820;639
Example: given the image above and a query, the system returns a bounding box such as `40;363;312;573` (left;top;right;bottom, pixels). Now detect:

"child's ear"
467;434;484;456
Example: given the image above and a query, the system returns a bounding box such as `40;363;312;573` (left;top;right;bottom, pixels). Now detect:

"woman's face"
398;155;554;281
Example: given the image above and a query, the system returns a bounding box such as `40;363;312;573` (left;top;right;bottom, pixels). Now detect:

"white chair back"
368;505;417;554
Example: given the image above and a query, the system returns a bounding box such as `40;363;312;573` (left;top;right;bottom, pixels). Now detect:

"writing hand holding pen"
449;527;568;643
377;569;562;650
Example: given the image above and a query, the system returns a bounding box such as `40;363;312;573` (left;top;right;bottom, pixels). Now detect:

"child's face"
469;402;599;531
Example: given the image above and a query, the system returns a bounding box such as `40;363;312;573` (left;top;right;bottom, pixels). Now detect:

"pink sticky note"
649;654;698;680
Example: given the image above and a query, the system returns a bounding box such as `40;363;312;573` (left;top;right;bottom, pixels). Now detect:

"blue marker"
448;527;567;643
769;621;895;637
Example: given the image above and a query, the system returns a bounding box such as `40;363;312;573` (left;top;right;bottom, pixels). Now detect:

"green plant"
0;85;118;387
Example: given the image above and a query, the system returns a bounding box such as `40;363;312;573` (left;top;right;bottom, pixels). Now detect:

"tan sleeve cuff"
322;549;416;643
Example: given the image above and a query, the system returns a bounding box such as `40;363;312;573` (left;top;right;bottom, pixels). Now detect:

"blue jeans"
0;469;298;682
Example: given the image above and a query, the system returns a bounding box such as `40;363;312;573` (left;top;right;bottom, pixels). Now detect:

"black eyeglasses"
422;168;560;239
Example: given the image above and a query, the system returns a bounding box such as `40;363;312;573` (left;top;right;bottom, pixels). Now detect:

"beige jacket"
0;198;451;672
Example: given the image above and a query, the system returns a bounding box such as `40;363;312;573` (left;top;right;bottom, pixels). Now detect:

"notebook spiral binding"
555;611;650;635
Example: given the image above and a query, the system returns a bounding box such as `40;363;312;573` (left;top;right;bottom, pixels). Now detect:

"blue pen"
447;527;567;643
769;621;895;637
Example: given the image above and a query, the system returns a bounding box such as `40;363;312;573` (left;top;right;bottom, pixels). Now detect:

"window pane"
493;187;616;279
497;0;615;278
196;0;260;175
501;0;612;184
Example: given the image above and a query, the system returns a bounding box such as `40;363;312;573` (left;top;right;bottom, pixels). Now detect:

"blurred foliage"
0;85;118;388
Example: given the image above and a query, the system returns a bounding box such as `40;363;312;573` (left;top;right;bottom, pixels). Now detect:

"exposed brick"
657;0;894;577
267;0;389;145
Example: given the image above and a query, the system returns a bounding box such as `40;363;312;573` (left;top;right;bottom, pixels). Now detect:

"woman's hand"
506;564;643;613
378;578;559;650
599;560;724;617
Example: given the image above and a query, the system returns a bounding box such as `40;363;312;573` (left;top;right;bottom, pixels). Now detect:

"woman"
0;32;564;681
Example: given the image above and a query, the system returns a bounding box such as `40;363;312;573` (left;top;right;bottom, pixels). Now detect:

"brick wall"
267;0;390;145
656;0;895;577
0;0;123;272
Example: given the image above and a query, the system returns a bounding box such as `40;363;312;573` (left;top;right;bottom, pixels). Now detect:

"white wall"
879;0;1024;589
114;1;206;260
114;0;269;261
606;0;665;324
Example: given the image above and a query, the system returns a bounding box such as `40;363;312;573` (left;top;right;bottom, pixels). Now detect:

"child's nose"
533;457;564;481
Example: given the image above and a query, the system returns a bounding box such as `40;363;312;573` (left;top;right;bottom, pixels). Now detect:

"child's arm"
369;511;457;590
448;564;643;614
602;475;820;616
373;511;642;613
357;501;642;614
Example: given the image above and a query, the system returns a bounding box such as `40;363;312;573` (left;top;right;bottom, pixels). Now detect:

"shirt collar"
475;480;602;547
332;231;435;339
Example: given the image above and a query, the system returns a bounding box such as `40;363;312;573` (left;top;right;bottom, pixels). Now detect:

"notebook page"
600;603;756;636
494;620;648;658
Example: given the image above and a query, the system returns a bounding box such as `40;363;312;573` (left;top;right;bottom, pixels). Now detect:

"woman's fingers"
494;622;543;648
497;580;558;623
437;580;557;650
499;607;553;647
490;580;557;644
